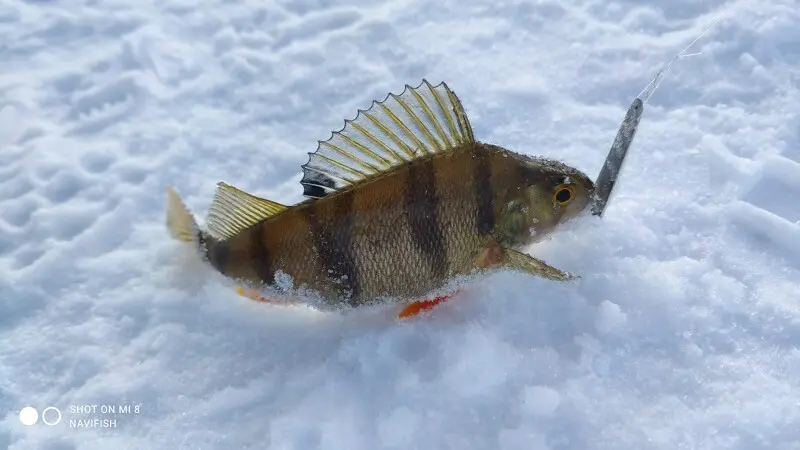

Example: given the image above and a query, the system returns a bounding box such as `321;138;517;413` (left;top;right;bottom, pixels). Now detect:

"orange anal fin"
235;286;283;304
398;292;457;319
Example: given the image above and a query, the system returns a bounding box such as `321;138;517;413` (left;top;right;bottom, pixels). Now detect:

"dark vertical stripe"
249;222;273;285
202;233;230;275
474;149;495;235
307;192;360;305
405;161;448;280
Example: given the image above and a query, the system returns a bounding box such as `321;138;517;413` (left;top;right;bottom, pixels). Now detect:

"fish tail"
166;186;201;245
167;186;260;302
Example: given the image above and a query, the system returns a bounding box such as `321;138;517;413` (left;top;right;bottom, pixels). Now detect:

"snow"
1;0;799;449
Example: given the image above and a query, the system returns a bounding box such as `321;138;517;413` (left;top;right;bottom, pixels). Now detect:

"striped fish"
166;80;597;317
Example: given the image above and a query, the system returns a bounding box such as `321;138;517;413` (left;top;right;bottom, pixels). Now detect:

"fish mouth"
590;98;644;217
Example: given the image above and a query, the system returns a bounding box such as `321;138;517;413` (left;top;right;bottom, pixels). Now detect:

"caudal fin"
166;186;199;243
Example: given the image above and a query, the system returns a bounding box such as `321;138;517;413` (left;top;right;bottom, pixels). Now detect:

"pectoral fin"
471;239;578;281
501;248;578;281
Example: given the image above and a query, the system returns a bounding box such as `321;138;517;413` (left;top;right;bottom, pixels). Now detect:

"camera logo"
19;406;61;426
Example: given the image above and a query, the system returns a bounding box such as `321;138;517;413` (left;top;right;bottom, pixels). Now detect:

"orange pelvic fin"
398;292;458;319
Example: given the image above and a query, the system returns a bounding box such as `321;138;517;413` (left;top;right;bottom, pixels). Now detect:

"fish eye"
553;184;574;205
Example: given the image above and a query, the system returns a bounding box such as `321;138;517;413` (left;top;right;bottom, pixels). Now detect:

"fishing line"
592;5;737;216
637;5;736;103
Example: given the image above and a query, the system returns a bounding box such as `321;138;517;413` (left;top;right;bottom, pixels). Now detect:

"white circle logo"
19;407;38;426
41;407;62;426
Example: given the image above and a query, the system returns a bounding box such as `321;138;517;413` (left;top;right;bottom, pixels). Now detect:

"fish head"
496;156;595;247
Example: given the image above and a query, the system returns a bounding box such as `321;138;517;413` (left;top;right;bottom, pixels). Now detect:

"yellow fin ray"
502;248;579;282
206;182;288;241
166;186;198;243
299;79;476;199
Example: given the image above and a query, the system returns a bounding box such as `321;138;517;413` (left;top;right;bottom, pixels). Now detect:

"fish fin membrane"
502;248;579;282
206;182;288;241
166;186;199;243
398;292;457;319
300;79;476;199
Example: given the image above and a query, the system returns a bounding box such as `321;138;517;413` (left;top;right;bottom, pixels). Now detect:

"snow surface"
1;0;799;449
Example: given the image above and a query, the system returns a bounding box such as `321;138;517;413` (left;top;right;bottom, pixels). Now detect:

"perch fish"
166;80;618;318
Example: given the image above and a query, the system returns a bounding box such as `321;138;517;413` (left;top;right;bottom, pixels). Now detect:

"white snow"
520;385;561;416
594;300;627;335
1;0;799;449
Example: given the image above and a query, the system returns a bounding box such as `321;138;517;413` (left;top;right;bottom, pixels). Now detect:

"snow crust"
1;0;798;448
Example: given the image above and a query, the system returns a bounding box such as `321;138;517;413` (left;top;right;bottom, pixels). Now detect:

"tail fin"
166;186;199;243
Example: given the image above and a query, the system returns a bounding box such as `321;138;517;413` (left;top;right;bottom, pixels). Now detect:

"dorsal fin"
300;79;476;199
206;182;288;240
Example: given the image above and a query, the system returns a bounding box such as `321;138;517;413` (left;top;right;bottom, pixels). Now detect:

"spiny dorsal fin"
206;182;288;240
300;79;475;199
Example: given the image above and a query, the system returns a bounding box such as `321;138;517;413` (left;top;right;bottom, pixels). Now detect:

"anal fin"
235;286;293;305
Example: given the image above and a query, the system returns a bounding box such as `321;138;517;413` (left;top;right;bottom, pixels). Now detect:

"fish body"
167;80;596;310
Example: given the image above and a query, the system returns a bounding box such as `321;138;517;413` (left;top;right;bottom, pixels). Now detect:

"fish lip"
590;98;644;217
